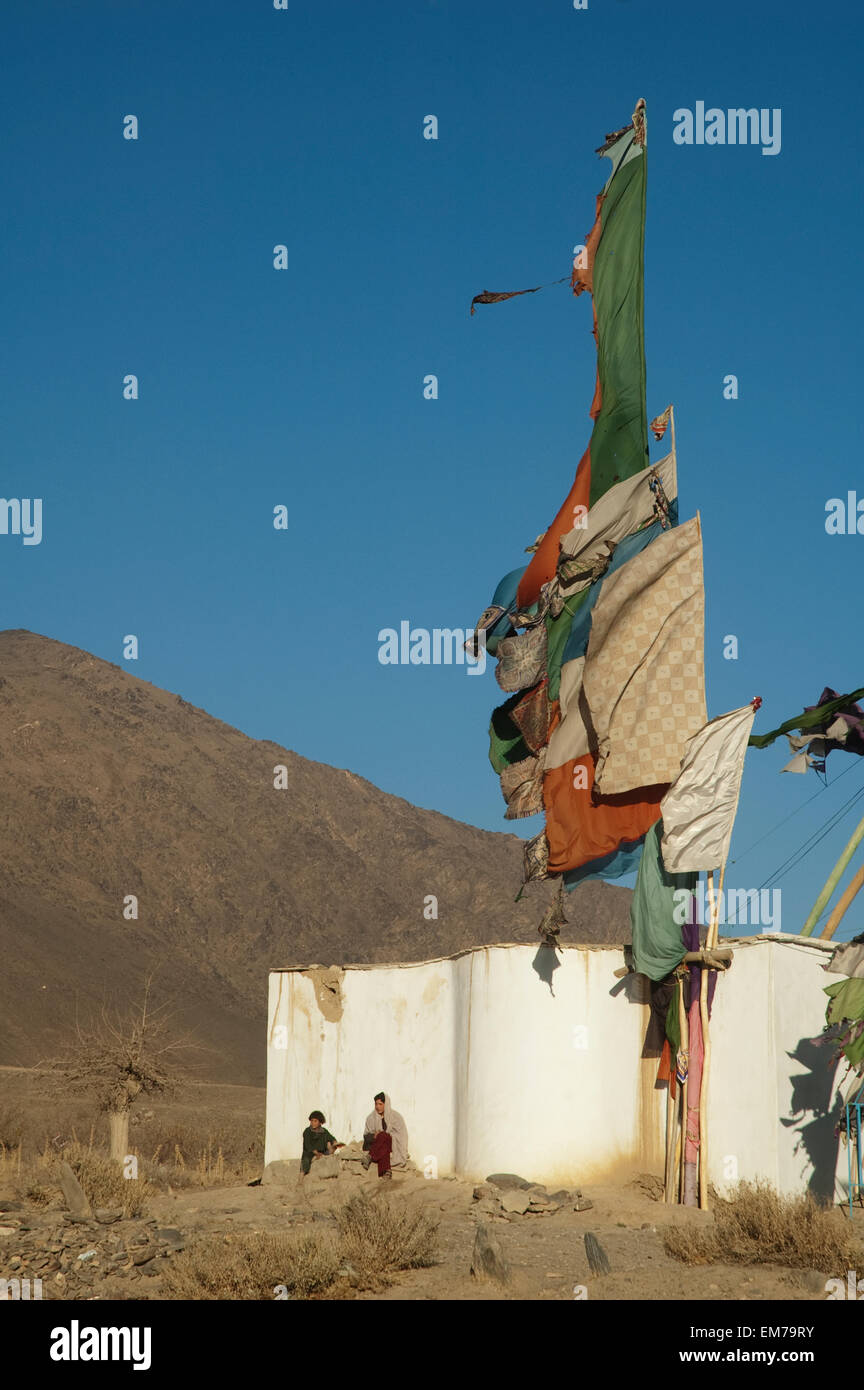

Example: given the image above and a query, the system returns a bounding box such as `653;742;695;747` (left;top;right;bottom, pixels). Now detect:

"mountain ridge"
0;630;632;1083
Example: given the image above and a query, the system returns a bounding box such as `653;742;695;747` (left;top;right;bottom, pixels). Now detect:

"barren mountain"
0;630;632;1083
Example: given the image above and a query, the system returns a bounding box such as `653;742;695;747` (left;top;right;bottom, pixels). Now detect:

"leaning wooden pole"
820;859;864;941
677;972;690;1204
801;811;864;936
698;867;725;1210
664;1076;677;1203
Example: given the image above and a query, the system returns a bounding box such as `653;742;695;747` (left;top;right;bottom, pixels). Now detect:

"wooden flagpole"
677;972;689;1203
820;860;864;940
698;865;726;1210
801;811;864;936
664;1075;677;1204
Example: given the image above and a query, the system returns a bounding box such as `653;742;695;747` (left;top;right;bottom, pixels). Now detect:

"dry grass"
337;1190;439;1288
664;1179;863;1271
162;1190;440;1300
0;1137;153;1218
0;1104;25;1149
133;1116;263;1187
60;1143;154;1219
0;1105;263;1200
162;1230;342;1300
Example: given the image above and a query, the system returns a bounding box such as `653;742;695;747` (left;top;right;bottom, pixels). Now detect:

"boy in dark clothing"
301;1110;342;1175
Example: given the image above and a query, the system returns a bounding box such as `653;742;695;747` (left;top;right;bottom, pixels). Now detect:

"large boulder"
308;1155;341;1180
261;1159;301;1186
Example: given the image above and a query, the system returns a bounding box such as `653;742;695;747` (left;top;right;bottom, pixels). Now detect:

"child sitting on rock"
301;1110;343;1175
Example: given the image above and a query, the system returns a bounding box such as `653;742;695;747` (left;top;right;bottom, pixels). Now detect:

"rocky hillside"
0;631;632;1082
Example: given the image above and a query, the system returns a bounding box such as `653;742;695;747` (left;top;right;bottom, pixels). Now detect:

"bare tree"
47;978;200;1164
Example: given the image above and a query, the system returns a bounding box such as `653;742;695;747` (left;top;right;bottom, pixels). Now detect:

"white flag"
660;702;757;873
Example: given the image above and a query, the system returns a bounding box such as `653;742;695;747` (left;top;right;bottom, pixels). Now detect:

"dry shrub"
40;1143;154;1219
337;1190;439;1288
163;1190;440;1300
67;1147;153;1219
23;1180;55;1207
162;1230;341;1301
664;1179;863;1271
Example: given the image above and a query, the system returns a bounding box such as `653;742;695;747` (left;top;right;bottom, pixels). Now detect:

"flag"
660;702;758;874
748;686;864;751
516;99;649;611
650;404;672;441
630;819;696;981
472;100;666;887
582;516;706;796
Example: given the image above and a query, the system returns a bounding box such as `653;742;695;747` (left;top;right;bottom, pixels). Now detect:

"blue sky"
3;0;863;939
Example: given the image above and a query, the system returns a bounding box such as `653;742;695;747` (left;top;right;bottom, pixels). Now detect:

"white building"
265;936;853;1199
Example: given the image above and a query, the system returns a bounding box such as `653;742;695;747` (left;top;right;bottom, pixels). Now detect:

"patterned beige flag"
583;515;706;795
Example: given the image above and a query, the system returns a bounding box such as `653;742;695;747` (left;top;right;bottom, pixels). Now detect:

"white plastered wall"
265;938;848;1196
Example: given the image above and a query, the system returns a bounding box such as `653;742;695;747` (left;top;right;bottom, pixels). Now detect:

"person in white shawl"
363;1091;409;1175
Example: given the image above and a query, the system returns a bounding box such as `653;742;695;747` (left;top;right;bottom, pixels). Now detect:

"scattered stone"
486;1173;532;1191
339;1142;366;1160
499;1189;531;1215
470;1223;510;1285
94;1209;123;1224
0;1225;18;1237
473;1183;494;1202
585;1232;611;1277
156;1228;186;1250
573;1199;594;1213
57;1163;93;1220
77;1250;98;1263
131;1246;158;1266
528;1199;560;1215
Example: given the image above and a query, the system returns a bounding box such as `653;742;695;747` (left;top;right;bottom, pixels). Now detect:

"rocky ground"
2;1159;855;1302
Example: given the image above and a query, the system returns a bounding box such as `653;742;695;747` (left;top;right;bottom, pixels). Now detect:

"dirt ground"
2;1167;857;1302
1;1072;860;1301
